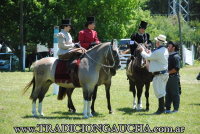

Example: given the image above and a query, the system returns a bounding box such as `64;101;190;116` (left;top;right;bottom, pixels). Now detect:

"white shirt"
57;30;74;56
141;46;169;72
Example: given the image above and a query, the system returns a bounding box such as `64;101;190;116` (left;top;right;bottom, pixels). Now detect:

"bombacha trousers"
165;75;180;110
153;74;169;99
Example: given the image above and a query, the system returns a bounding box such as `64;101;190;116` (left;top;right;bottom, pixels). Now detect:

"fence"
119;54;131;69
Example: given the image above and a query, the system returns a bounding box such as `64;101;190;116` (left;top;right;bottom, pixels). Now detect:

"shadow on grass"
137;113;157;116
22;110;105;120
52;111;82;116
52;111;104;117
189;103;200;106
117;107;148;115
22;115;82;120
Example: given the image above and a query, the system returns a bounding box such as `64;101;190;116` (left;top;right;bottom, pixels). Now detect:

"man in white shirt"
139;34;169;114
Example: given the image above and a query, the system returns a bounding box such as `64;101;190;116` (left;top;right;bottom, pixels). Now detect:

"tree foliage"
0;0;199;57
146;15;198;46
0;0;151;55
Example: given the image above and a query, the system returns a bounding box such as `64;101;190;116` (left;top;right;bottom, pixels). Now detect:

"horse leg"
66;88;76;113
38;97;44;116
30;79;42;117
136;83;143;110
91;85;98;114
129;80;137;109
145;82;150;111
32;99;37;117
38;81;52;116
105;83;113;114
83;87;94;118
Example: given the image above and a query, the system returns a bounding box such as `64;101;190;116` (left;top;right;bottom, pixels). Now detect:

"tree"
0;0;151;56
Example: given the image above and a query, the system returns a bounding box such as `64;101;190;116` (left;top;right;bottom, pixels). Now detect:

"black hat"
85;16;95;27
87;16;95;23
139;21;148;29
61;19;71;26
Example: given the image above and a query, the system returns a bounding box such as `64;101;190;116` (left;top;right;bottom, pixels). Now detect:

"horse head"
134;44;148;68
109;39;120;70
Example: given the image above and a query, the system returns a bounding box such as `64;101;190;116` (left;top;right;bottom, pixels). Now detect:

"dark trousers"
165;75;180;111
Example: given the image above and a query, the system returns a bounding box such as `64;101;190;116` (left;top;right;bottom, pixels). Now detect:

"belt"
153;70;168;76
169;73;179;77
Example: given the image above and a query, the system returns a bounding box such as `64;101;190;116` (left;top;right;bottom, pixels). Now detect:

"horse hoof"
39;113;44;116
132;106;137;110
69;109;76;113
109;111;113;114
133;104;137;109
32;111;38;117
146;108;149;111
137;105;143;110
83;115;89;119
88;113;93;117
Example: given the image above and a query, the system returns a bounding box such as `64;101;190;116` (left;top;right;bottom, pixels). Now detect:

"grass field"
0;62;200;134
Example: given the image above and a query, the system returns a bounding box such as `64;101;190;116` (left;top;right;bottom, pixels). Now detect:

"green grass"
0;63;200;134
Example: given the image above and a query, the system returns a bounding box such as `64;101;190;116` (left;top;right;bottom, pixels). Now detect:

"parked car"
0;53;19;71
117;39;131;69
118;39;130;51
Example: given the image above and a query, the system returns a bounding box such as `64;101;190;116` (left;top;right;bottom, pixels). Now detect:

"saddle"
55;49;86;87
58;48;86;60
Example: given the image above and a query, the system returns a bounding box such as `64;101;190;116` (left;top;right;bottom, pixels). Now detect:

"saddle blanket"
55;59;81;86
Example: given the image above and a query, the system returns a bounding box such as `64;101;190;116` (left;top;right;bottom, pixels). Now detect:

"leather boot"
154;97;165;114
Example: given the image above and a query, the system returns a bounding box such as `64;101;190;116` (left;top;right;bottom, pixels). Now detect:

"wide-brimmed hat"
61;19;71;26
139;21;148;29
154;34;167;43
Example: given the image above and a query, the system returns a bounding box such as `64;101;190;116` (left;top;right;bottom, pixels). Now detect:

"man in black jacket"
165;41;181;113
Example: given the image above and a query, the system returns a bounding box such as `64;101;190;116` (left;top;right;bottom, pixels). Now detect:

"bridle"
84;45;118;68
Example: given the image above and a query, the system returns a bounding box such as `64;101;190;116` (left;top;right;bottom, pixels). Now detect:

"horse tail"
23;76;35;99
57;87;67;100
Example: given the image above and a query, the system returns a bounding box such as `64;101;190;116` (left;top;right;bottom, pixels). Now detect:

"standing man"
165;41;181;113
78;16;100;50
139;34;169;114
130;21;151;57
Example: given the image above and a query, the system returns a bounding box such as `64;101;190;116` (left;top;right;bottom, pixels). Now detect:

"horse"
23;41;120;118
57;64;117;114
126;44;153;111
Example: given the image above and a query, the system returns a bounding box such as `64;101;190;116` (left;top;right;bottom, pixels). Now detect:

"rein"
84;45;116;68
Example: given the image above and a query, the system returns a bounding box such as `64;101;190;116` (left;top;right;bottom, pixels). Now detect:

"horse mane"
86;42;111;53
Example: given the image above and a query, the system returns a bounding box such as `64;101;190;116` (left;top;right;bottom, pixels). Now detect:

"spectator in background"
165;41;181;113
78;16;100;50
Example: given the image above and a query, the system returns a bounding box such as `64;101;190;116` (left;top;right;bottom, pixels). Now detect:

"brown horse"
57;65;117;114
126;44;153;111
23;41;120;118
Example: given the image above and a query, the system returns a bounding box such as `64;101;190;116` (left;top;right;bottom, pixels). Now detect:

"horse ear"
111;39;119;52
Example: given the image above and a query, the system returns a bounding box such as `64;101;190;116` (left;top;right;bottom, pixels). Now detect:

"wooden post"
20;0;25;71
177;0;184;66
